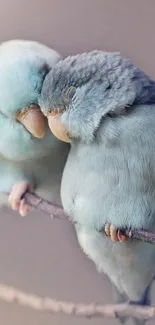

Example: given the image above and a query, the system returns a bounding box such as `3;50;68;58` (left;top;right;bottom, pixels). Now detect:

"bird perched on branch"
40;50;155;325
0;40;69;216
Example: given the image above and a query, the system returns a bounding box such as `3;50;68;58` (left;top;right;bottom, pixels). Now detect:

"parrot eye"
63;86;76;104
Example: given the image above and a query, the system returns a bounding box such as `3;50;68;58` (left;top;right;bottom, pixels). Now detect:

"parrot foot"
9;181;33;217
105;223;128;242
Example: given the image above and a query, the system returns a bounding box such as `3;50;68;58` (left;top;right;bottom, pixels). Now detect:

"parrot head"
40;50;155;143
0;40;60;139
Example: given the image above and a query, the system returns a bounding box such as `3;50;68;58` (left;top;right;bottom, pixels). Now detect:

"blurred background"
0;0;154;324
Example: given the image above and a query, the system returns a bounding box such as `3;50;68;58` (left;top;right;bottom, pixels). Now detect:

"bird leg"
9;181;33;217
105;223;129;242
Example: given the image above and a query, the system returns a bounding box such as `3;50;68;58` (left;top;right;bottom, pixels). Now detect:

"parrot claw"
105;223;128;242
9;181;33;217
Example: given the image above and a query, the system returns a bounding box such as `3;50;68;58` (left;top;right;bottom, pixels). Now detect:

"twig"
1;192;155;321
22;192;155;245
24;192;66;219
121;228;155;245
0;283;154;320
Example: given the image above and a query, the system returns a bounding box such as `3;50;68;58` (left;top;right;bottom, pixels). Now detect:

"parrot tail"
112;284;129;324
112;284;152;325
131;284;151;325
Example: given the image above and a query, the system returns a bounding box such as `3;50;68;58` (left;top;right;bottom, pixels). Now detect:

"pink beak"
47;112;71;143
16;105;45;139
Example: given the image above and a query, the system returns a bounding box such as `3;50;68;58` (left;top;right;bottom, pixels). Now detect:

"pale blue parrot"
39;50;155;325
0;39;69;216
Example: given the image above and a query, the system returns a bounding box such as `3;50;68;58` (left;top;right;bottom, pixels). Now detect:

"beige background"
0;1;155;324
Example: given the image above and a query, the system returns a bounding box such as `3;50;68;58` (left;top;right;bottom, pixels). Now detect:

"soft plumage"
40;50;155;325
0;39;69;215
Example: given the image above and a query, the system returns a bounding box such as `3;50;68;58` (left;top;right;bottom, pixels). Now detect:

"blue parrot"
0;39;69;216
40;50;155;325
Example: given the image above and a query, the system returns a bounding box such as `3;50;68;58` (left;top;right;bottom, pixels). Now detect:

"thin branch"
1;192;155;321
22;192;155;245
24;192;66;220
0;283;154;320
121;228;155;245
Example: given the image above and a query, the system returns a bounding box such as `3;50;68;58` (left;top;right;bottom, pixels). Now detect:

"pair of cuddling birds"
1;39;155;325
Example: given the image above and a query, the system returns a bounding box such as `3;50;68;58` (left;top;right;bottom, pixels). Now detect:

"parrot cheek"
47;113;72;143
16;105;45;139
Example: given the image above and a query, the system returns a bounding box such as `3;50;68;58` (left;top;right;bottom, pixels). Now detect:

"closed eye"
63;86;76;104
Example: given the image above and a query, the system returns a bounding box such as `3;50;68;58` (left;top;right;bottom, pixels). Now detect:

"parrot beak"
47;111;72;143
16;105;45;139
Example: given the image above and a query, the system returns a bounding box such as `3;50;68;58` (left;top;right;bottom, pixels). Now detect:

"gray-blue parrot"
0;39;69;216
40;50;155;325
